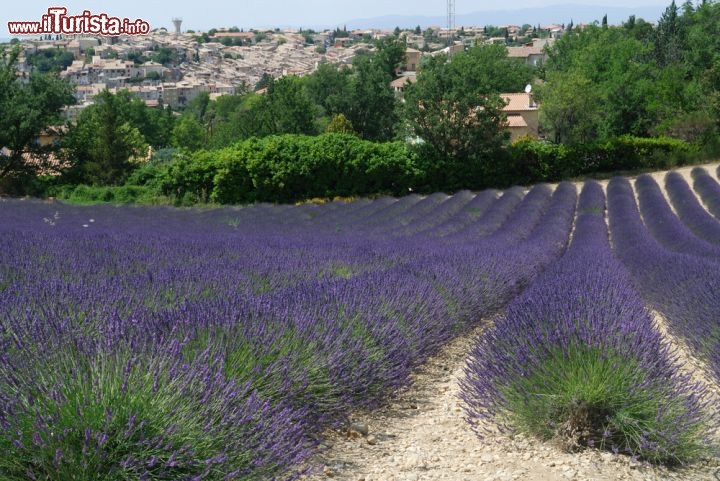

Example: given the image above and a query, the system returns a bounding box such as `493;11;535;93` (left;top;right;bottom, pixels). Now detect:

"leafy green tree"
536;71;602;143
172;115;206;150
63;90;149;185
264;75;318;135
402;45;517;188
151;47;178;66
255;72;274;91
373;35;408;78
542;23;685;142
25;48;75;73
306;62;352;118
203;93;267;147
654;0;686;67
325;113;356;135
112;90;174;148
345;54;398;141
0;46;74;191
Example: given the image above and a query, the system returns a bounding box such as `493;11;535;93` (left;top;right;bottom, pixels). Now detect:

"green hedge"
159;133;421;204
47;133;710;206
49;184;169;205
505;135;700;184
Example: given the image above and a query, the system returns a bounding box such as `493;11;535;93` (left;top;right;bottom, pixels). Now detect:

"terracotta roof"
505;115;528;128
501;92;537;112
390;75;417;88
506;45;544;58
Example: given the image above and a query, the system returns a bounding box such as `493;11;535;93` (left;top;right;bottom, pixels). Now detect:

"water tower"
172;17;183;36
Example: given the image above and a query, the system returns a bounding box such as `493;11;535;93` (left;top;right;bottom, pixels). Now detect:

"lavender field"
1;167;719;479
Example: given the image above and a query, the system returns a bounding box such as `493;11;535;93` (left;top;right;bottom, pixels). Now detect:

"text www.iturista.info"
8;7;150;36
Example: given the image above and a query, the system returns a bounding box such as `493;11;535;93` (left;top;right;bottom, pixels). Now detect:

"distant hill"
343;4;666;30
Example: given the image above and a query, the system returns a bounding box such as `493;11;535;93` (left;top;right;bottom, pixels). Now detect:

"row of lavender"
462;181;712;464
0;184;576;480
607;170;720;383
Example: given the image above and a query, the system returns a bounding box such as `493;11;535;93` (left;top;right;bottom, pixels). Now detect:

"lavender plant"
0;185;575;479
665;171;720;245
608;176;720;381
692;167;720;220
635;174;720;258
462;180;711;464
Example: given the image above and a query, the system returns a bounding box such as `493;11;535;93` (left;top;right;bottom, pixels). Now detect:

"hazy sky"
3;1;673;36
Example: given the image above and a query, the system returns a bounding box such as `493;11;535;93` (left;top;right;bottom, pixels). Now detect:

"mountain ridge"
341;4;666;30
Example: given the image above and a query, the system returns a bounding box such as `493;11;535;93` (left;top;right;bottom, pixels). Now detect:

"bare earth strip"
300;319;720;481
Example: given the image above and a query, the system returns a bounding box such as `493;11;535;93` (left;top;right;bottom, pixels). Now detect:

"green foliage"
373;36;408;78
63;90;150;186
161;149;221;204
264;75;318;136
141;134;419;205
541;3;720;146
325;113;356;135
306;62;352;119
150;47;179;66
402;43;531;190
25;47;75;73
504;135;699;185
0;45;75;193
500;345;708;464
172;115;206;151
51;184;167;205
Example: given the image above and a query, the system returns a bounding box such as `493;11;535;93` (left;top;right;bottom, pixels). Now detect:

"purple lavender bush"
607;176;720;382
692;167;720;220
462;180;711;465
635;174;720;258
0;184;576;480
665;171;720;245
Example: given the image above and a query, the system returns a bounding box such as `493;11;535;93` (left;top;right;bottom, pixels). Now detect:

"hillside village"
9;22;565;138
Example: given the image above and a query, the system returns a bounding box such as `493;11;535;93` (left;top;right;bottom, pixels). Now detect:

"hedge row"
49;133;702;205
503;135;700;185
152;134;421;204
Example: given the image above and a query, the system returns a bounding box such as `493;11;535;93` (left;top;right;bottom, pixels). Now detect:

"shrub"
462;180;712;465
502;136;700;186
0;338;312;480
209;134;420;204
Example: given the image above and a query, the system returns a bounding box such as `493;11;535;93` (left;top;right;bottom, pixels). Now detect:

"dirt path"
299;320;719;481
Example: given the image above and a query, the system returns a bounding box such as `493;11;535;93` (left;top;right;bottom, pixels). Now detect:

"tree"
402;46;516;188
655;0;686;66
373;36;408;78
305;62;352;118
264;75;318;135
440;43;533;95
345;54;398;141
206;93;269;147
172;115;206;150
325;114;356;135
0;46;74;191
536;71;602;143
63;90;149;185
255;72;274;91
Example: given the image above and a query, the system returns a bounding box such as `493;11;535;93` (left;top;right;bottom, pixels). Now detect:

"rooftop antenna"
172;17;183;37
525;84;536;107
447;0;455;47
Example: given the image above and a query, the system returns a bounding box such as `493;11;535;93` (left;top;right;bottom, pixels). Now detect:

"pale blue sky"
3;1;673;36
